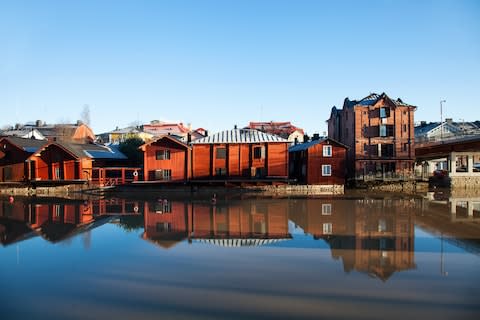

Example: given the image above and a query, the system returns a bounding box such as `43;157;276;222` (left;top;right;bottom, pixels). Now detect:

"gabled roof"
191;128;289;144
246;121;305;137
0;128;46;140
288;137;348;152
139;134;190;151
345;92;415;109
0;136;47;153
33;142;127;160
414;122;461;137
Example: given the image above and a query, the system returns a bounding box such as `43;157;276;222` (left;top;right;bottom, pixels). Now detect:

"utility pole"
440;100;446;141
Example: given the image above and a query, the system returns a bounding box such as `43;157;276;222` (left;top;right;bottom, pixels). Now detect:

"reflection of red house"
289;138;347;185
139;135;191;182
190;128;290;180
142;199;291;249
0;137;46;182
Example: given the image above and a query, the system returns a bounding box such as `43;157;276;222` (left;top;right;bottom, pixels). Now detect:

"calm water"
1;192;479;320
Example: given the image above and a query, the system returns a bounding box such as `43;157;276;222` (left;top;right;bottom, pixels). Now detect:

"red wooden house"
139;135;191;182
289;137;347;185
190;128;290;180
0;137;46;182
28;141;137;186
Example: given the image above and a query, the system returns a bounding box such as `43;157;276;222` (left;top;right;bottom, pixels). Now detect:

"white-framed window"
323;223;332;235
322;204;332;215
322;165;332;176
323;145;332;157
156;149;170;160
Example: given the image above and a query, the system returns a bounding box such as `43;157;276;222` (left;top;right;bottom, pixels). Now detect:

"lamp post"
440;100;446;141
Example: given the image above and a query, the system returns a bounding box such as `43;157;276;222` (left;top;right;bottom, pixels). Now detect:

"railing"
355;172;416;181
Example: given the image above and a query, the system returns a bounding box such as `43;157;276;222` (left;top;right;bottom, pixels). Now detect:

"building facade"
190;128;290;180
139;135;191;182
0;137;46;182
327;93;416;180
289;137;347;185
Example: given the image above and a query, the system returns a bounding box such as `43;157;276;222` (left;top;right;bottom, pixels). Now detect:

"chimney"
446;118;453;124
15;123;20;130
204;130;208;137
35;120;43;127
420;121;427;126
303;134;309;142
312;133;320;141
294;137;298;145
234;124;237;129
187;133;191;144
76;120;83;126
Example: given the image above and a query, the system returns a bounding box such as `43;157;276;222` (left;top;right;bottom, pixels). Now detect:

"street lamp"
440;100;446;140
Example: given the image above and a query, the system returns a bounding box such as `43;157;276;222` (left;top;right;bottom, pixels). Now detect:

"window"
322;204;332;215
216;147;226;159
215;168;226;176
153;200;171;214
379;125;387;137
403;143;408;152
154;169;171;180
323;145;332;157
323;223;332;235
381;144;394;157
379;107;389;118
156;150;170;160
253;146;265;159
322;165;332;176
403;124;407;132
156;222;172;232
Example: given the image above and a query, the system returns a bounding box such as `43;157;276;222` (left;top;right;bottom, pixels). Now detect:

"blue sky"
1;0;479;135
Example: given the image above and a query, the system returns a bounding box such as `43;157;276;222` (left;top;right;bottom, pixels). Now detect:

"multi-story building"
327;93;416;180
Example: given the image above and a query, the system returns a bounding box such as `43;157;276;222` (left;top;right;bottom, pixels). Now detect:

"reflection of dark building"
289;198;416;281
142;199;291;249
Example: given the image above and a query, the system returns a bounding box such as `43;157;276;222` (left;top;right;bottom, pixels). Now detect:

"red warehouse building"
190;128;290;180
0;137;46;182
139;135;191;182
289;137;347;185
28;142;136;186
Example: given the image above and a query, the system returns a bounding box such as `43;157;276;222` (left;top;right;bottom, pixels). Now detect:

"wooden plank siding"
289;139;347;185
142;137;190;182
191;142;288;180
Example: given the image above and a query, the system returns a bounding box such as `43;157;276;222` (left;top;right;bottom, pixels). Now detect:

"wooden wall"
143;138;189;181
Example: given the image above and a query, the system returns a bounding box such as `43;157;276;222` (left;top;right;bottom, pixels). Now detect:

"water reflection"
1;193;480;320
1;194;480;269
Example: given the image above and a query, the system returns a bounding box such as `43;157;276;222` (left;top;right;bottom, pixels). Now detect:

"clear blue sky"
1;0;479;135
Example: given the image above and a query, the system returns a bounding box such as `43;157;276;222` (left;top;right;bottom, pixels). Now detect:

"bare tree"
80;104;91;126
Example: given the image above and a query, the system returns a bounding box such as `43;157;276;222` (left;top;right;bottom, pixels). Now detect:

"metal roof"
288;137;348;152
53;142;128;160
194;238;290;247
191;128;289;144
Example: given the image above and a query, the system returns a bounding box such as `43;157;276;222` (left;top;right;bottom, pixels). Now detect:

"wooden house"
139;135;191;182
28;142;138;186
0;137;46;182
289;137;347;185
190;128;290;180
